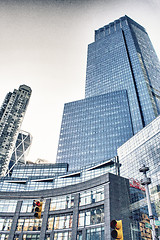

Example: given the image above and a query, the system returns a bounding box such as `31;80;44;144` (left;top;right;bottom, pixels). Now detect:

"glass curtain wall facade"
0;157;118;192
118;115;160;238
118;115;160;191
56;15;160;170
0;173;131;240
86;15;160;132
7;130;33;176
0;85;32;177
57;90;133;171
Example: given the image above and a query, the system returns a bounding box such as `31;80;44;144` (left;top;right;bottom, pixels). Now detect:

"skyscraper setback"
56;15;160;171
0;85;32;176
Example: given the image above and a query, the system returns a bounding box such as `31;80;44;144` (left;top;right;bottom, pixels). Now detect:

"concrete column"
104;183;111;240
50;230;54;240
18;231;23;240
71;193;80;240
8;200;23;240
82;228;86;240
40;198;51;240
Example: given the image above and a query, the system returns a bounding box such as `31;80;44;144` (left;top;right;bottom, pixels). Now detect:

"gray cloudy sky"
0;0;160;163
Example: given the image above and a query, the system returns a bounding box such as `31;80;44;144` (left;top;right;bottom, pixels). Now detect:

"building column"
82;228;86;240
40;198;51;240
71;193;80;240
18;231;23;240
8;200;23;240
104;183;111;240
50;230;54;240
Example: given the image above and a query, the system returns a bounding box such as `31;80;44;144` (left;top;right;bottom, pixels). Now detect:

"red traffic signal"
111;220;117;229
110;220;123;240
35;201;41;207
33;201;43;219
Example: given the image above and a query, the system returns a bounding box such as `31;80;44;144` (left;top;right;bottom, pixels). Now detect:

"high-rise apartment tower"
0;85;32;176
56;16;160;171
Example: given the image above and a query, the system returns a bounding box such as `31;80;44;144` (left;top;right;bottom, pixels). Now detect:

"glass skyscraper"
86;15;160;132
56;90;133;170
0;85;32;176
56;15;160;171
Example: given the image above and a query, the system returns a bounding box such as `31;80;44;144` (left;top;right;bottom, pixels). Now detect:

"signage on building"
129;178;145;191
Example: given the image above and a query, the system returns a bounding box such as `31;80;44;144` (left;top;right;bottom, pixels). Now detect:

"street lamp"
139;165;157;240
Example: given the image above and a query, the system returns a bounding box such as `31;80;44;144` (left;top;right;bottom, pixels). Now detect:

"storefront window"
0;218;12;231
50;195;74;211
54;215;72;230
78;206;104;227
13;235;19;240
77;231;82;240
17;218;42;231
0;234;9;240
45;234;50;240
54;231;71;240
86;227;104;240
78;212;85;227
0;200;17;213
23;234;40;240
47;217;54;230
80;186;104;206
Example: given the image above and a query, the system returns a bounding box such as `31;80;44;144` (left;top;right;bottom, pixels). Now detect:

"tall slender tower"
0;85;32;176
56;16;160;171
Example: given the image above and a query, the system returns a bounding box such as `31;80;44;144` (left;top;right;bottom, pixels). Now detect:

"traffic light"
34;201;43;219
110;220;123;240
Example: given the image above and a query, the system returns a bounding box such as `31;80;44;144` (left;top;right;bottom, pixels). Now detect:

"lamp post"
139;165;157;240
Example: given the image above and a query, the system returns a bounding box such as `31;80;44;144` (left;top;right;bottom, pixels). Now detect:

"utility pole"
139;165;157;240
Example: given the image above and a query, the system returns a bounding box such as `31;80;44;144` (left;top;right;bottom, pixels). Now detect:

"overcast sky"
0;0;160;163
